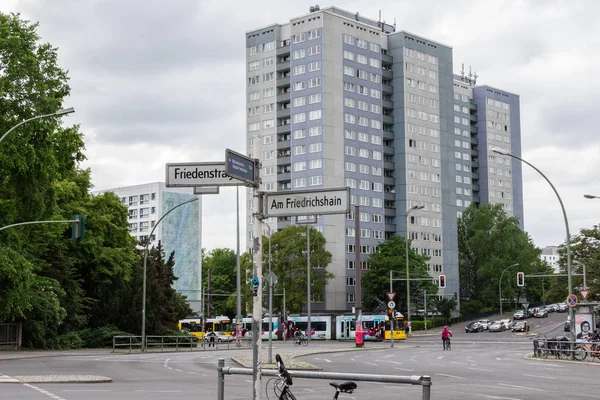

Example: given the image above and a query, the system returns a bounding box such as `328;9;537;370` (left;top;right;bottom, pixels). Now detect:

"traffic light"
71;214;85;241
439;275;446;288
517;272;524;287
387;308;393;317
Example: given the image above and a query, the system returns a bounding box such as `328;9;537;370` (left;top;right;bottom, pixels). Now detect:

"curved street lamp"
406;204;424;326
0;107;75;144
492;147;575;353
141;196;199;351
584;194;599;199
499;263;519;315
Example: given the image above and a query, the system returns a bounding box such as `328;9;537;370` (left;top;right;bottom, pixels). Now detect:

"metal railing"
533;336;600;362
217;358;432;400
0;323;21;350
112;335;253;353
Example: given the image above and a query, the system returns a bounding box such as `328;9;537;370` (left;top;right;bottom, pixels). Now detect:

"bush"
45;332;84;349
77;326;133;348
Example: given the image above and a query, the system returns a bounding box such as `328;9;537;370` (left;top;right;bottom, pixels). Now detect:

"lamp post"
406;204;424;327
492;147;575;352
260;220;274;363
141;196;199;351
1;107;75;144
499;263;519;315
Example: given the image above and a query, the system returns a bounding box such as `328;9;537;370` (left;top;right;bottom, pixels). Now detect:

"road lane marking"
468;367;492;372
135;390;183;393
61;390;111;392
430;363;445;367
24;384;66;400
394;367;414;372
498;383;544;391
475;394;522;400
436;373;466;380
437;356;445;360
323;358;332;363
364;362;378;366
523;374;553;379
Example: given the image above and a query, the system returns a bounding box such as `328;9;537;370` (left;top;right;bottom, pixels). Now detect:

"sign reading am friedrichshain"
264;187;350;217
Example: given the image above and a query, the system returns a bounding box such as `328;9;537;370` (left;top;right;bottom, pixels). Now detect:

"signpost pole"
355;205;362;348
390;271;394;348
307;223;311;342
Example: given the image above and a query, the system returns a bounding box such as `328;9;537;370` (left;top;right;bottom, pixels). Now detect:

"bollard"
217;358;225;400
421;375;432;400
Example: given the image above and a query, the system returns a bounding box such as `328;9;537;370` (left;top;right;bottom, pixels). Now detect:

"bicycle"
293;334;308;347
443;337;451;351
267;353;357;400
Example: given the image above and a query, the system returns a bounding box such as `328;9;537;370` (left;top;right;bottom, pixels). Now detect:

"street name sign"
225;148;258;187
166;162;242;187
263;187;350;217
193;186;220;195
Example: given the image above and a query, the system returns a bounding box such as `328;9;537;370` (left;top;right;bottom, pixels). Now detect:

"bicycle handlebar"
275;354;293;386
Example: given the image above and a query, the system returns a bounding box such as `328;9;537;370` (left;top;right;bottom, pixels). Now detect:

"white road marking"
436;373;467;380
475;394;522;400
498;383;544;392
495;357;502;361
468;367;492;372
382;354;394;359
24;384;66;400
523;374;553;380
323;358;332;363
450;361;466;365
430;362;445;367
364;362;378;366
437;356;445;360
61;390;111;392
394;367;414;372
135;390;183;393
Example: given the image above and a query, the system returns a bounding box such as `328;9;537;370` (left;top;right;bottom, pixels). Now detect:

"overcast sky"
4;0;599;252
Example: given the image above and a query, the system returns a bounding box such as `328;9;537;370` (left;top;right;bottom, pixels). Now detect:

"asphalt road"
1;309;595;400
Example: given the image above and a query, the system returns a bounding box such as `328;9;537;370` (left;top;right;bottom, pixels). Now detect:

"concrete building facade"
245;6;523;315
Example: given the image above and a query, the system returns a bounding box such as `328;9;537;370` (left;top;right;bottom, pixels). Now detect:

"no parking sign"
566;293;578;307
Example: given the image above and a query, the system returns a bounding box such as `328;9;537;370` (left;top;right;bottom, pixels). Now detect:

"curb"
1;375;112;384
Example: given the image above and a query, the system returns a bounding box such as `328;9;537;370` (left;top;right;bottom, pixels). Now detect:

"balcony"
382;54;393;64
382;69;393;80
278;108;290;118
276;45;290;56
471;172;479;180
469;102;478;111
383;145;394;155
383;161;395;170
385;224;397;233
384;207;396;217
276;62;290;72
384;176;395;186
471;137;478;146
277;124;291;134
473;195;480;203
383;115;394;125
470;113;477;121
277;156;291;166
277;140;290;150
470;125;478;133
384;192;395;201
383;130;394;141
382;100;394;110
472;184;480;192
277;92;290;103
472;160;479;168
277;76;290;87
277;172;291;181
382;84;393;94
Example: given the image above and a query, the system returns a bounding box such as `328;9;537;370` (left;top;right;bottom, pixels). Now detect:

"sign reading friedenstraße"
264;187;350;217
165;162;243;187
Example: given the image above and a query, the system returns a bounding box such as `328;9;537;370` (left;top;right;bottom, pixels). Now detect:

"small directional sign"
387;301;396;309
193;186;219;195
225;148;259;187
386;292;396;301
580;289;590;301
266;271;278;285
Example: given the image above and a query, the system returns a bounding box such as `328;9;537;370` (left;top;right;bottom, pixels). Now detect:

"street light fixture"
0;107;75;144
499;263;519;315
406;204;425;327
141;196;199;351
584;194;599;199
491;147;575;353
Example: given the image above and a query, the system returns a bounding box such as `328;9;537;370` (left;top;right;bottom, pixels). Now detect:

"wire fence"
112;335;253;353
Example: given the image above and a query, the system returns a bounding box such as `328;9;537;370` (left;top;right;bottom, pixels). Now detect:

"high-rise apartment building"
94;183;203;303
245;6;523;314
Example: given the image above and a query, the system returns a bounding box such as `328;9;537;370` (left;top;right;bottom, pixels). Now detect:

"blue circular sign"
566;294;578;307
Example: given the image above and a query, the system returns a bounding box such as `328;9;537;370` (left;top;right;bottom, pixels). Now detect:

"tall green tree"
203;248;237;317
457;203;544;313
363;234;436;314
265;225;333;314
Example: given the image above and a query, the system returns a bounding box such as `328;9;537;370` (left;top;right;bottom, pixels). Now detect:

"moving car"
535;309;548;318
513;311;525;320
557;303;568;313
204;332;235;343
512;321;529;332
465;321;484;333
489;321;506;332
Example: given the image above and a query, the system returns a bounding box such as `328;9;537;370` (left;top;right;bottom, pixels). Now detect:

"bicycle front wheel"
301;337;308;346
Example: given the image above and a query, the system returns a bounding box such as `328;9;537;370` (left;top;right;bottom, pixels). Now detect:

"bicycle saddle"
329;381;357;393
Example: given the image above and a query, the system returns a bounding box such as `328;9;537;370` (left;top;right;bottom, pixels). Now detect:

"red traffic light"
517;272;524;287
439;275;446;288
387;308;393;316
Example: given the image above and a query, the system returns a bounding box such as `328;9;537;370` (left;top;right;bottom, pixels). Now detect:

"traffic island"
0;375;112;384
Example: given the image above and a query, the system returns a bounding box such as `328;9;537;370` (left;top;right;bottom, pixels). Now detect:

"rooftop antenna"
474;71;478;85
394;17;397;31
461;63;465;81
468;65;473;83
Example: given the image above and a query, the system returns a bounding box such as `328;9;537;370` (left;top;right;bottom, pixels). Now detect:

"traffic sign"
225;148;259;187
193;186;220;195
263;187;350;217
386;292;396;301
387;301;396;309
522;303;529;311
266;271;278;285
165;162;242;187
566;293;578;307
580;289;590;301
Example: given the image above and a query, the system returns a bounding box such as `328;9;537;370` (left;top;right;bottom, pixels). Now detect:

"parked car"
512;321;530;332
535;309;548;318
478;319;492;330
489;321;506;332
557;303;568;313
465;321;484;333
204;332;235;343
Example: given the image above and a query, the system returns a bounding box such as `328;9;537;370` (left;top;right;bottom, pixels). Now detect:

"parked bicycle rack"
216;358;432;400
